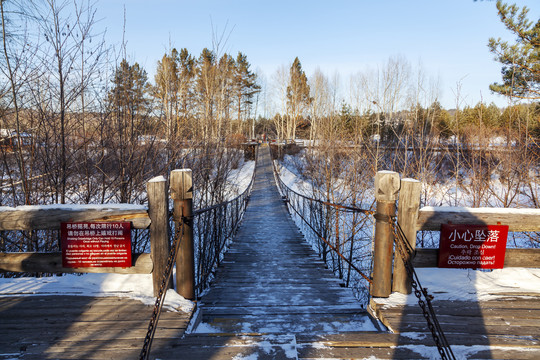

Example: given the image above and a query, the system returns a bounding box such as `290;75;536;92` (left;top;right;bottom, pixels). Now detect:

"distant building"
0;129;33;151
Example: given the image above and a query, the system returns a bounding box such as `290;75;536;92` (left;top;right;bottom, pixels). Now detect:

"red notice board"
61;222;132;268
438;224;509;269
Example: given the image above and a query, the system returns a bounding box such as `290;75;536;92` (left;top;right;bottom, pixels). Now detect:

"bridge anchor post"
393;178;421;294
371;171;400;298
171;169;195;300
147;176;171;297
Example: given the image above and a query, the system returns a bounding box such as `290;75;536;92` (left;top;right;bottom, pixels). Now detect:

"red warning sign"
438;224;509;269
61;222;132;268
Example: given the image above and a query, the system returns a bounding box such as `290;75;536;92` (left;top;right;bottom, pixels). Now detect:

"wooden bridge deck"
0;295;191;359
371;295;540;359
1;144;540;359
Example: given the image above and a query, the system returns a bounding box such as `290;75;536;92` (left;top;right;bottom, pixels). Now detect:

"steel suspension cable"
392;218;456;360
272;160;373;284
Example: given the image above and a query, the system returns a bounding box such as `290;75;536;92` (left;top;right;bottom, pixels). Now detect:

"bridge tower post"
170;169;195;300
147;176;171;297
371;171;400;298
393;178;421;294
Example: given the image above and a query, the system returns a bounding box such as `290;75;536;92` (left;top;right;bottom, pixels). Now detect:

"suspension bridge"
1;144;539;359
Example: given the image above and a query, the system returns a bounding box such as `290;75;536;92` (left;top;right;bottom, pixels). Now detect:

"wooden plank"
0;319;188;331
0;252;153;273
299;346;540;360
295;332;540;348
297;345;432;360
375;302;540;316
0;310;187;323
0;327;186;343
0;295;192;360
0;204;150;230
37;346;295;360
412;248;540;268
203;305;369;315
417;206;540;232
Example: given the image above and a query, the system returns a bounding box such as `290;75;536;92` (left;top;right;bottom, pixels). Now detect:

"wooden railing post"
393;178;421;294
170;169;195;300
147;176;170;297
371;171;400;298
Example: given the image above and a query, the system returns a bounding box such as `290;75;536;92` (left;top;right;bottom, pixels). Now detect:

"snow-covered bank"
0;272;193;313
376;267;540;307
224;159;255;201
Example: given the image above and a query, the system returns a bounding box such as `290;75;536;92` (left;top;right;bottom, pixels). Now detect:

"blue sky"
95;0;539;110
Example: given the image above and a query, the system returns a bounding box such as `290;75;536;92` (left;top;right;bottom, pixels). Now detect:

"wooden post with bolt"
170;169;195;300
147;176;171;297
393;178;421;294
371;171;400;298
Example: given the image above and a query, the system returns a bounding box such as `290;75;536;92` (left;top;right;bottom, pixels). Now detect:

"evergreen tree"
429;101;452;138
108;59;151;140
286;57;312;139
488;0;539;100
234;52;260;126
107;59;151;202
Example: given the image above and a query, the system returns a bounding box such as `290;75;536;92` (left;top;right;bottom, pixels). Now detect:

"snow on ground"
0;203;148;212
224;160;255;200
275;157;313;197
376;267;540;307
0;272;194;313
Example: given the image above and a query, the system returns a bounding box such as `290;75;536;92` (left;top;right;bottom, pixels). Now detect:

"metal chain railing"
191;173;255;294
140;218;185;360
191;149;257;295
139;148;258;360
272;160;375;303
392;218;456;360
272;158;454;359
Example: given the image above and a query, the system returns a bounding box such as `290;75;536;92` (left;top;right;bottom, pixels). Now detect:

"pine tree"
107;59;151;202
108;59;150;141
488;0;540;100
234;52;260;127
286;57;312;140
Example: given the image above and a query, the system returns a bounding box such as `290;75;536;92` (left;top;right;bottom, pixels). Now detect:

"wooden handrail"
0;252;153;274
0;204;150;231
417;206;540;232
393;186;540;294
0;182;167;296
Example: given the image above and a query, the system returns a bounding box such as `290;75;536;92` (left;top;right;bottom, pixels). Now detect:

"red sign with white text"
438;224;508;269
61;222;132;268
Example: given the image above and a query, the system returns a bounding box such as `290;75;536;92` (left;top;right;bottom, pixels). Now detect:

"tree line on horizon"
0;0;538;256
0;0;537;209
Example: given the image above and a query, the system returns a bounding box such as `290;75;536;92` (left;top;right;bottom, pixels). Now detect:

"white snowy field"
0;272;194;313
376;267;540;307
1;266;538;311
